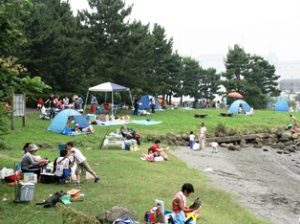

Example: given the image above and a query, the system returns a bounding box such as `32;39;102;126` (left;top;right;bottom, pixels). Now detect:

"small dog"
210;142;219;153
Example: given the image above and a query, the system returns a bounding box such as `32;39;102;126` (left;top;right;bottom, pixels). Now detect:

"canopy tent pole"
111;91;114;116
128;89;134;109
83;91;90;114
105;92;107;103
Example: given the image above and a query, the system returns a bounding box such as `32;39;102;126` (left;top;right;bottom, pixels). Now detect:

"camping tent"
84;82;133;115
274;99;289;112
228;100;251;114
48;109;89;134
138;95;161;110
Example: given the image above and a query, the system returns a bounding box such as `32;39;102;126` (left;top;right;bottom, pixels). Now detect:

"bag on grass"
36;191;65;208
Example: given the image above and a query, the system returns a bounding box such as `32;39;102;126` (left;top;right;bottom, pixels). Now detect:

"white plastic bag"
0;167;14;179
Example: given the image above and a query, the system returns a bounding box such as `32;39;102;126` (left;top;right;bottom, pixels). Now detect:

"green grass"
1;109;294;224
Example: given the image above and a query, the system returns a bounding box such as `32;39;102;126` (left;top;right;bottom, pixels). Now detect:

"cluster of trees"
6;0;221;103
223;45;280;108
0;0;51;147
2;0;280;107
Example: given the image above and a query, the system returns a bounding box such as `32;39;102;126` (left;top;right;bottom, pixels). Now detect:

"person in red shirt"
148;140;168;160
37;98;44;110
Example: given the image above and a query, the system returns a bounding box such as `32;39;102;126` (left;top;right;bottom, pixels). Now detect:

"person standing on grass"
150;98;155;113
90;94;98;114
133;96;139;116
290;114;298;128
60;141;100;184
189;131;195;150
199;123;207;150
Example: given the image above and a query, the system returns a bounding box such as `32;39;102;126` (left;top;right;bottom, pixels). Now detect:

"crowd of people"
20;142;100;184
39;94;84;111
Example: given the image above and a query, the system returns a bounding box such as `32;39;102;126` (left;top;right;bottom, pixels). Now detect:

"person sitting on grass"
22;142;31;154
59;141;100;184
21;144;49;176
53;149;73;184
148;140;169;160
120;126;141;145
171;183;201;224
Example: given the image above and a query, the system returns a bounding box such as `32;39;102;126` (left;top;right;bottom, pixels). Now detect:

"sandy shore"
171;146;300;224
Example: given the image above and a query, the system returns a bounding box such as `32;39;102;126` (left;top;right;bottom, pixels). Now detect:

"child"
171;183;201;224
60;142;100;184
148;140;169;160
189;131;195;150
53;149;73;183
199;123;207;150
211;142;219;153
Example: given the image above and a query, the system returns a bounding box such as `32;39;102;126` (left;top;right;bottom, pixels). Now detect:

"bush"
214;123;227;137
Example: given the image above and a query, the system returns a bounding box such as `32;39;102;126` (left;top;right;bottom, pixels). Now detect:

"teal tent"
48;109;89;134
138;95;161;110
228;100;251;114
274;99;289;112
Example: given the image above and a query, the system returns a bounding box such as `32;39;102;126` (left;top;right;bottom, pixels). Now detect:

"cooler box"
15;182;35;202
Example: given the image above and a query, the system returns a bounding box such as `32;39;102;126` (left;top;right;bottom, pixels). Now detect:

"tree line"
2;0;280;108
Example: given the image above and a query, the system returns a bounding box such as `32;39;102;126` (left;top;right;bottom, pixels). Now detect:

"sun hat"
28;144;38;152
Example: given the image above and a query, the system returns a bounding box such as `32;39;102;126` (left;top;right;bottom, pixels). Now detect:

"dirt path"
171;146;300;224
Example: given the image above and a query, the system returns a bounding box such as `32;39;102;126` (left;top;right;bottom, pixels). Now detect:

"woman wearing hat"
21;144;49;175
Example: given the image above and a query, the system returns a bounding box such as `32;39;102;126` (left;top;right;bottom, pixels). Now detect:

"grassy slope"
1;109;295;224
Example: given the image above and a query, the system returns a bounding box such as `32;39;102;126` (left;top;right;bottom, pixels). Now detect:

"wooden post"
22;94;26;127
22;116;26;127
11;91;15;130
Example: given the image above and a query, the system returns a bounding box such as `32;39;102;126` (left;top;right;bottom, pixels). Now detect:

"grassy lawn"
1;109;296;224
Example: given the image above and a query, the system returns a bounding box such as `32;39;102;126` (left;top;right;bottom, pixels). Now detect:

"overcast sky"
70;0;300;63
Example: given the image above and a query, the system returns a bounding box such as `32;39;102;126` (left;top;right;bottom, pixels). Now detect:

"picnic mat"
131;120;162;125
97;120;130;126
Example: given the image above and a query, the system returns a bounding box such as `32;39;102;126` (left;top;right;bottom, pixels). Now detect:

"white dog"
210;142;219;153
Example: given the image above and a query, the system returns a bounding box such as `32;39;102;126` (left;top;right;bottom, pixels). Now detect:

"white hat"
28;144;38;151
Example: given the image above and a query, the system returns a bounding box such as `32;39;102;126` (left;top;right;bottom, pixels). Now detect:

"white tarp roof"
88;82;129;92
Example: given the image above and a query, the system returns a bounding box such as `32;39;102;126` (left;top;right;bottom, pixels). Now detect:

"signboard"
13;94;26;117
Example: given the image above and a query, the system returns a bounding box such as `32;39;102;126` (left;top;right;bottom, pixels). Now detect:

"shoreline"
171;146;300;224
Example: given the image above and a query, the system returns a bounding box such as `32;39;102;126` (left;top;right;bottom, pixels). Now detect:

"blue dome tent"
48;109;89;134
274;99;289;112
138;95;161;110
228;100;251;114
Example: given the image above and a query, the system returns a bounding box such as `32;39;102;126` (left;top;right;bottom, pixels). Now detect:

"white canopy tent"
84;82;134;115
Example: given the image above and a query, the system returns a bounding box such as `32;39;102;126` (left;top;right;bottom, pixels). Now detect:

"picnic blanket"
97;120;130;126
131;120;162;126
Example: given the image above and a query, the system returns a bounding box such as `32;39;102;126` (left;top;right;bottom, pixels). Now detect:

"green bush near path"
0;109;293;224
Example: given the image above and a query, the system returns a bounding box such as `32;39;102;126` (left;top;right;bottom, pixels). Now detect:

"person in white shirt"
199;123;207;150
189;131;195;150
53;149;73;183
60;142;100;184
63;96;69;108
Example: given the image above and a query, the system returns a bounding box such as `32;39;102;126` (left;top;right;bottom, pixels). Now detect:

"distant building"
279;79;300;93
